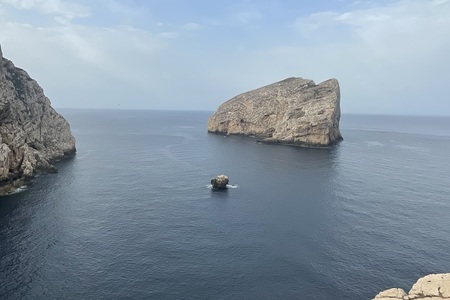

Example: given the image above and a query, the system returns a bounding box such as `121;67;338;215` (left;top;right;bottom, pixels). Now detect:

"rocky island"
0;45;76;195
210;174;229;190
207;77;342;147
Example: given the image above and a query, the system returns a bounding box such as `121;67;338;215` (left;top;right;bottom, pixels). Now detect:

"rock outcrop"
211;174;229;190
373;273;450;300
207;77;342;147
0;45;76;195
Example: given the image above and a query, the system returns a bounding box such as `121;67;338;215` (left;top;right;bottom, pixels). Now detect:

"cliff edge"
207;77;342;147
0;45;76;195
373;273;450;300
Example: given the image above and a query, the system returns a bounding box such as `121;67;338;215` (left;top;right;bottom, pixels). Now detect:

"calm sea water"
1;110;450;299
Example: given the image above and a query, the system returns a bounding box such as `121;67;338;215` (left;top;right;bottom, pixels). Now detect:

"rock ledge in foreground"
207;77;342;147
373;273;450;300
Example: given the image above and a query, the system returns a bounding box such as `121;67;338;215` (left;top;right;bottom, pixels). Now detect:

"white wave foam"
366;141;384;146
394;144;429;153
226;184;238;189
8;185;28;195
206;184;238;189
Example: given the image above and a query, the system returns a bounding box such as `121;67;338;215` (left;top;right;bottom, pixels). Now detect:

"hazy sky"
0;0;449;115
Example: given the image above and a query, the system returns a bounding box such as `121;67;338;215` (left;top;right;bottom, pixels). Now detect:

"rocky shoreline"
373;274;450;300
0;45;76;195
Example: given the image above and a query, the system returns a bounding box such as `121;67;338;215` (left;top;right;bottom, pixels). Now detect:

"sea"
1;109;450;300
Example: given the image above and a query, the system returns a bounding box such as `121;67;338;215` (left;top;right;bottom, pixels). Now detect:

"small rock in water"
211;174;229;190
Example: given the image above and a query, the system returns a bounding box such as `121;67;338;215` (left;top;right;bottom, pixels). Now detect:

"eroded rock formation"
211;174;229;190
207;77;342;147
0;45;76;195
373;273;450;300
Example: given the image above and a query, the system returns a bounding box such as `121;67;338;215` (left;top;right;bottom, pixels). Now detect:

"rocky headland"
207;77;342;147
0;45;76;195
373;274;450;300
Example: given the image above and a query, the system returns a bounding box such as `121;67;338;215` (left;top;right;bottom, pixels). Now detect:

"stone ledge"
374;274;450;300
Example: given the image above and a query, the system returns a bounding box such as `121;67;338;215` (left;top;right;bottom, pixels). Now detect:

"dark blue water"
1;110;450;299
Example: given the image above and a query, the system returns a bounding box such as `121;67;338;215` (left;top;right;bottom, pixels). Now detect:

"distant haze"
1;0;449;115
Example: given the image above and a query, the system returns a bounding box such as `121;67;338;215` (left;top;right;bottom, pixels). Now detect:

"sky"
0;0;449;115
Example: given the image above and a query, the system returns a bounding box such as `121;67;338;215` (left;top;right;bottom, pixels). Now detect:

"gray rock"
373;288;407;300
0;44;76;195
211;174;229;190
207;77;342;147
373;273;450;300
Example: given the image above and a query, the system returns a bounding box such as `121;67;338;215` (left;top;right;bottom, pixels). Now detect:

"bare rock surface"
373;273;450;300
211;174;229;190
207;77;342;147
0;45;76;195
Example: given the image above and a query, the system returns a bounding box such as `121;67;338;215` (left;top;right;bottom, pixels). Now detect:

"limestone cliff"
0;45;76;194
207;77;342;147
373;273;450;300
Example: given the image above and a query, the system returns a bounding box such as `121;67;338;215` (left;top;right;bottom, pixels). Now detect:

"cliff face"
0;45;76;194
207;77;342;147
373;274;450;300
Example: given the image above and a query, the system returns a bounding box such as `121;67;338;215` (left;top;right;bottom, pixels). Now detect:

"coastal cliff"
207;77;342;147
0;45;76;195
373;274;450;300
